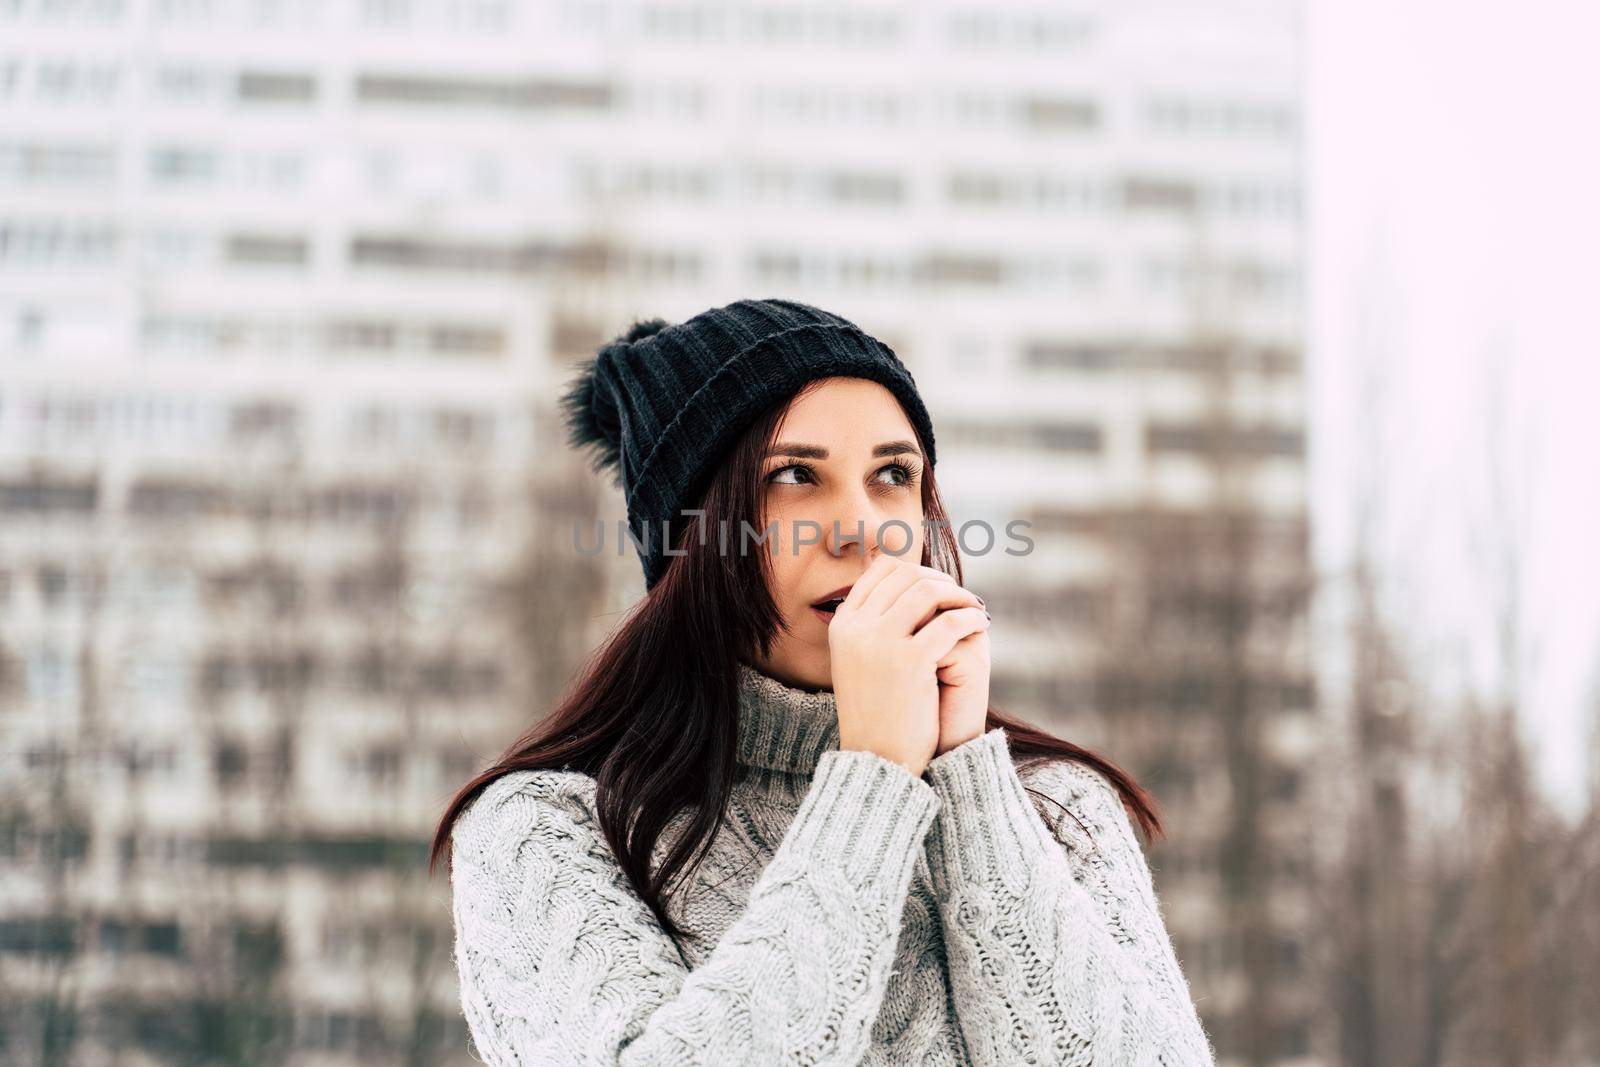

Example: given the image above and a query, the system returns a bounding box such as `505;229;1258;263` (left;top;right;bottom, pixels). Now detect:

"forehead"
775;377;915;439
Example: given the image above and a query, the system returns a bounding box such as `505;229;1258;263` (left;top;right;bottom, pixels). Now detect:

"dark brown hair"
428;378;1165;944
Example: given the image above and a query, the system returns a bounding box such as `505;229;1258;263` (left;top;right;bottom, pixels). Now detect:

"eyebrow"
765;440;921;460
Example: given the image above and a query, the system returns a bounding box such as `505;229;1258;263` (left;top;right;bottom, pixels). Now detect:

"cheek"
767;505;830;559
774;561;822;633
760;516;806;595
887;498;927;554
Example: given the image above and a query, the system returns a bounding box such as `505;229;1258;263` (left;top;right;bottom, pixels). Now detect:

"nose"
826;517;869;558
822;489;897;559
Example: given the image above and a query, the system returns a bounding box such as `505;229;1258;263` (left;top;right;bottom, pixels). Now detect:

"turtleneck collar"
735;662;842;777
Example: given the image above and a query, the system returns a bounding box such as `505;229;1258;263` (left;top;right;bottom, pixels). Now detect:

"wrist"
934;729;985;758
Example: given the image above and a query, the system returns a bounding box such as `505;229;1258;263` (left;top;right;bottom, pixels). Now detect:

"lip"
810;584;854;609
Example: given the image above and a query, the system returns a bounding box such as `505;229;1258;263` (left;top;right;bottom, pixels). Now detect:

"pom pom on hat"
558;317;669;487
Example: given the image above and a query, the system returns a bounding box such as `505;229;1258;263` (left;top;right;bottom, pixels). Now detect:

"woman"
429;298;1217;1066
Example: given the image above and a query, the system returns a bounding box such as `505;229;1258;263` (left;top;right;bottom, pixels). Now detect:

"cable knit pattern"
449;664;1216;1065
922;727;1217;1065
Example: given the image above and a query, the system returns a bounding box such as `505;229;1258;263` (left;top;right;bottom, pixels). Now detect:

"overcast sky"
1308;0;1600;817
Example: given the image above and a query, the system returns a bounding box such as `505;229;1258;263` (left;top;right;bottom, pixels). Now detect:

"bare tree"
1319;318;1600;1067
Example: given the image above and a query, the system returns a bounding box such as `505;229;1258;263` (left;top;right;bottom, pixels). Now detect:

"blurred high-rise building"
1;2;1308;1064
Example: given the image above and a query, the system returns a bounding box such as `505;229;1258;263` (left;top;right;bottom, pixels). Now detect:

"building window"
224;233;308;267
1018;95;1099;131
947;418;1102;454
356;73;613;111
236;70;316;103
1122;175;1198;212
148;146;217;182
1022;341;1119;371
1146;422;1304;459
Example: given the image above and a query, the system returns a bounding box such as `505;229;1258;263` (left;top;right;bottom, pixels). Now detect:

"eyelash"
766;460;921;488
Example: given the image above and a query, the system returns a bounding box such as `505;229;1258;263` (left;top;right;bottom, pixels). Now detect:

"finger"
837;552;900;612
884;578;984;637
861;561;954;618
857;557;927;617
911;606;991;663
936;628;989;672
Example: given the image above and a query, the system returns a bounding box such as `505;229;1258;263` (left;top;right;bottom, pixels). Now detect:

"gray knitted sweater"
450;663;1217;1066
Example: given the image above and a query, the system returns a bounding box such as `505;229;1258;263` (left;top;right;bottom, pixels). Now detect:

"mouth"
810;585;853;620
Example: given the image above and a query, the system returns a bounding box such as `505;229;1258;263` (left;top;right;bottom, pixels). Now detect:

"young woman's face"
749;376;927;691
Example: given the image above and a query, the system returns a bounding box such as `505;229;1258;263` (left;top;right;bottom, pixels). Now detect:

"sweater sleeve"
449;747;941;1066
920;727;1217;1067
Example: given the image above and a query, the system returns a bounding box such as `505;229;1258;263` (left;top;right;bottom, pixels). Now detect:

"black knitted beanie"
558;297;938;590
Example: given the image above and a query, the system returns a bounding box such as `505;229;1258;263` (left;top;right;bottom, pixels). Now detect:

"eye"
765;460;921;488
766;462;815;485
877;460;920;487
